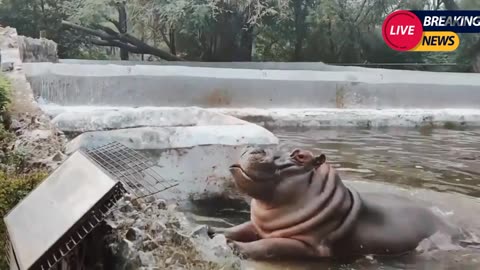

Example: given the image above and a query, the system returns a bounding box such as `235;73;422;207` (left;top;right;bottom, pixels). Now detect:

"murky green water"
189;127;480;270
274;127;480;198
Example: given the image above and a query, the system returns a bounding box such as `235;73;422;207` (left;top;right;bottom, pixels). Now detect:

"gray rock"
138;251;156;266
51;151;65;161
1;61;14;72
210;234;231;256
125;227;143;241
190;225;209;238
167;203;178;211
131;198;145;209
18;35;58;63
124;258;141;270
133;218;147;230
142;240;159;251
153;234;165;244
165;252;187;266
148;220;166;234
9;119;23;131
157;199;167;210
164;229;187;245
144;196;156;204
117;239;135;258
120;202;135;213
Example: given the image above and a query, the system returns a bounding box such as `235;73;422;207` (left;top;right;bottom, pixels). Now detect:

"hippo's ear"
314;154;326;168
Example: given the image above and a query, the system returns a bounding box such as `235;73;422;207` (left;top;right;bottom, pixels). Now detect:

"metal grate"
82;141;178;199
34;183;126;270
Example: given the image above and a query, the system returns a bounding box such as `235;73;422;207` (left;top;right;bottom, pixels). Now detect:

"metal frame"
33;183;126;270
5;141;177;270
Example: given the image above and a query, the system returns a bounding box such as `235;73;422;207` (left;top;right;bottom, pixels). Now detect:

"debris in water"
106;195;242;270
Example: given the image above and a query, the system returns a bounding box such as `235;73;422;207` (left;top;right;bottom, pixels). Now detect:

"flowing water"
187;127;480;270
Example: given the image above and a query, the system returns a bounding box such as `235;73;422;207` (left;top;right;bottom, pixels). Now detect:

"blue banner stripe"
410;10;480;33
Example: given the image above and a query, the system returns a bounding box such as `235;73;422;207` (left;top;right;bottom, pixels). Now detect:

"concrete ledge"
208;108;480;128
44;105;480;128
24;62;480;109
51;106;246;133
58;59;377;72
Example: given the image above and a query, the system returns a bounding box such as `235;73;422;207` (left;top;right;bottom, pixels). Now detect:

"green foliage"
0;0;95;58
0;170;48;269
0;119;47;268
0;74;11;113
1;0;477;70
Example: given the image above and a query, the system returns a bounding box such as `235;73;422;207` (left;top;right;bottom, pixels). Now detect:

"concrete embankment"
24;62;480;110
40;105;480;129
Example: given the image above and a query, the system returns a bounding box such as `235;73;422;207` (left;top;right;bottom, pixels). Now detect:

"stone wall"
17;35;58;63
0;26;65;169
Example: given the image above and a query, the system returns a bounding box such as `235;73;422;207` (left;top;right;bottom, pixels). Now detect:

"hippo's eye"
297;154;304;159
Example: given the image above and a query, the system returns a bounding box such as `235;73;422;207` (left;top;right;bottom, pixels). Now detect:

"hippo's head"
229;148;325;201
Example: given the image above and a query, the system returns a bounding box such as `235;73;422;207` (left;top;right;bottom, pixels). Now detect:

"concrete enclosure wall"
24;62;480;109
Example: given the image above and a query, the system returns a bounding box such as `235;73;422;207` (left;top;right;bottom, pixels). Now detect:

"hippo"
211;148;460;261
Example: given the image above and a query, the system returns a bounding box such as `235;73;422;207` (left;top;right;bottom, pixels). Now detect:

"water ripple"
273;127;480;198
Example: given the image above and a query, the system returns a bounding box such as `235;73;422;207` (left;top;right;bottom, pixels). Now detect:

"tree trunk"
116;1;129;60
208;9;253;61
238;26;254;61
473;52;480;72
292;0;308;61
169;27;177;55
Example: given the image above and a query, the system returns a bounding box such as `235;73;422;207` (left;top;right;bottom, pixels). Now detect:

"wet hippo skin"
212;148;458;261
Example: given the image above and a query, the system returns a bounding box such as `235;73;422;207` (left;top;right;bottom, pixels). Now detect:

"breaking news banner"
381;10;480;52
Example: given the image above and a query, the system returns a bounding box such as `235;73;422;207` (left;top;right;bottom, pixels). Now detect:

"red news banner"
382;10;480;52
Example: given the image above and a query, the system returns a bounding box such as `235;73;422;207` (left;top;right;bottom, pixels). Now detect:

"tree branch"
104;16;121;32
89;38;144;54
61;20;183;61
61;20;113;40
354;0;368;23
93;24;121;38
159;27;172;51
